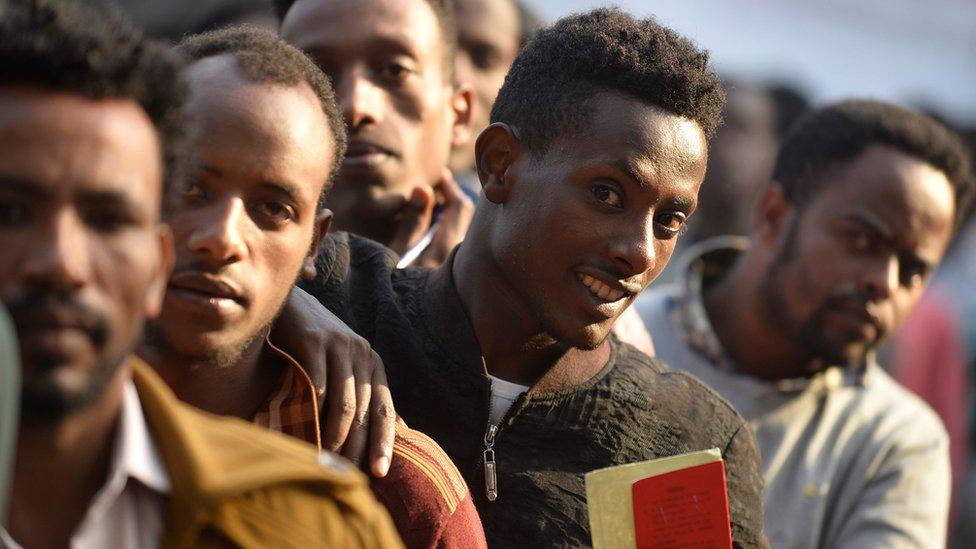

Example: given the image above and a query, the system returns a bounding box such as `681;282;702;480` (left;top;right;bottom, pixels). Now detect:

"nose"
337;69;381;129
185;197;248;265
861;254;900;301
607;216;656;277
22;208;92;292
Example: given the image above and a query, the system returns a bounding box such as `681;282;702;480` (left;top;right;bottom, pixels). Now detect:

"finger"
434;169;474;232
321;341;356;453
388;185;435;255
339;347;373;466
368;353;396;477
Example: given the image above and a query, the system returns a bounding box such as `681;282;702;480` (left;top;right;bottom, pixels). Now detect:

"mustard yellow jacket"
131;360;403;548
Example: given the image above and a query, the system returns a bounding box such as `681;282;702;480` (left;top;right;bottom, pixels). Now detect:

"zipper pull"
483;424;498;501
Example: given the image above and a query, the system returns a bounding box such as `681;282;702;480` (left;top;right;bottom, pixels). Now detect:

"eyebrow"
0;176;50;198
841;212;936;271
611;161;647;190
198;164;307;206
840;212;894;244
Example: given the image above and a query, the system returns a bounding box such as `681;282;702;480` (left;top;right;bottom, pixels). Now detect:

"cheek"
94;232;161;331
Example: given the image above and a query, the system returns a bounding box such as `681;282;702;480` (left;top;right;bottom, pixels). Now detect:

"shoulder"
613;339;746;433
371;423;486;548
132;361;402;547
853;366;948;450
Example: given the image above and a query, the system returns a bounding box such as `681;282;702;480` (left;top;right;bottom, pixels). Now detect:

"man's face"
153;56;334;365
281;0;464;244
0;87;169;420
761;145;955;368
450;0;520;173
490;92;707;348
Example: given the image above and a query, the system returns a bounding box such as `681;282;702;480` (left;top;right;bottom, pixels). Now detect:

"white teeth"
576;273;625;302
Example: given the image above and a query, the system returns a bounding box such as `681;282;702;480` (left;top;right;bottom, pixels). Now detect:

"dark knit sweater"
302;233;768;548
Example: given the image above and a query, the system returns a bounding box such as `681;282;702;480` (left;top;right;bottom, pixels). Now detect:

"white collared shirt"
2;381;170;549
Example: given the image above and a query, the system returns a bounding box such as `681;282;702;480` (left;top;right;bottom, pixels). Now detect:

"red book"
632;460;732;548
586;448;732;549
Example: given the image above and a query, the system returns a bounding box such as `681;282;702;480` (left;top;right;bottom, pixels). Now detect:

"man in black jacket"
303;8;768;547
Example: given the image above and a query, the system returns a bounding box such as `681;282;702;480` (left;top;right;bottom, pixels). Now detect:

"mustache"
5;292;109;348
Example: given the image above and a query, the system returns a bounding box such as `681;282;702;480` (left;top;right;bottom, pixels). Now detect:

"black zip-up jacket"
302;233;768;548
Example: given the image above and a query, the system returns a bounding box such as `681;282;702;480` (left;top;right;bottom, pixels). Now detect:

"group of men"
0;0;972;548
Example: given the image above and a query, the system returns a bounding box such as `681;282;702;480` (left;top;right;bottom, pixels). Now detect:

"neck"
703;252;813;380
139;330;276;421
9;367;128;547
453;238;610;388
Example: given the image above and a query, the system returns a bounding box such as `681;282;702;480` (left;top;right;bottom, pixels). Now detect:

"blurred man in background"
276;0;474;268
640;99;975;548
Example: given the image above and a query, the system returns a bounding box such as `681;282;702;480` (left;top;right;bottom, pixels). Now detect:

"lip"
832;304;883;338
11;308;100;361
572;267;640;319
166;272;248;319
342;139;397;169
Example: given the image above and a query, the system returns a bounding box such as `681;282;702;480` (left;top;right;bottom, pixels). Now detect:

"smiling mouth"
576;273;626;302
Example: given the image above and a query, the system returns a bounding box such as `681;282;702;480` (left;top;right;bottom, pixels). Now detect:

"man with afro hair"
300;8;769;547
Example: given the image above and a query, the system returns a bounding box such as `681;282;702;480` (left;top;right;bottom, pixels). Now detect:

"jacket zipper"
482;388;528;502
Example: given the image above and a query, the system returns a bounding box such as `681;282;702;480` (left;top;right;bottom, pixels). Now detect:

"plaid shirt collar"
670;236;872;394
252;336;323;450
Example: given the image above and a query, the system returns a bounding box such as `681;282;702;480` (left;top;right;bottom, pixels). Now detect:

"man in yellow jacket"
0;2;402;547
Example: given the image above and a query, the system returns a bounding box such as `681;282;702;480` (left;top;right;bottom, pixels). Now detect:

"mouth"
576;271;637;303
166;272;248;317
342;140;397;169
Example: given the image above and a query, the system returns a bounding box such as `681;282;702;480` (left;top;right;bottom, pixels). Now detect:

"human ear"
753;183;793;248
302;208;333;280
144;224;175;319
449;83;474;149
475;123;519;204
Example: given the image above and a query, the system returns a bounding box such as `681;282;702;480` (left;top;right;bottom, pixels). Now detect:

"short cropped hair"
273;0;457;82
178;26;346;204
491;7;725;155
0;0;186;207
773;99;975;231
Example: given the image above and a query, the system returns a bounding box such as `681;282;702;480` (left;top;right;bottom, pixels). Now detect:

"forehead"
184;56;333;203
454;0;519;46
544;91;707;182
0;86;162;210
283;0;445;65
809;145;955;252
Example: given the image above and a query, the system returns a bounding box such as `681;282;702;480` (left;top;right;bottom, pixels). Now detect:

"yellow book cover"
585;448;731;549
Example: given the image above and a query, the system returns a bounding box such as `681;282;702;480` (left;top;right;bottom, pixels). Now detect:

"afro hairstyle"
773;99;975;231
0;0;186;208
490;7;725;155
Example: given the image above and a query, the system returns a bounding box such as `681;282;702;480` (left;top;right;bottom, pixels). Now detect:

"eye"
654;211;687;236
590;185;623;208
84;208;135;232
379;61;414;84
0;199;30;227
254;200;296;225
180;179;207;202
900;260;928;289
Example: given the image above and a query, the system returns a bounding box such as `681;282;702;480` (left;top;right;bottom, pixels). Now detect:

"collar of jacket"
130;358;359;546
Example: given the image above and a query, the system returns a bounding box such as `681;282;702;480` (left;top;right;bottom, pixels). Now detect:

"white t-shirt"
488;374;530;425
